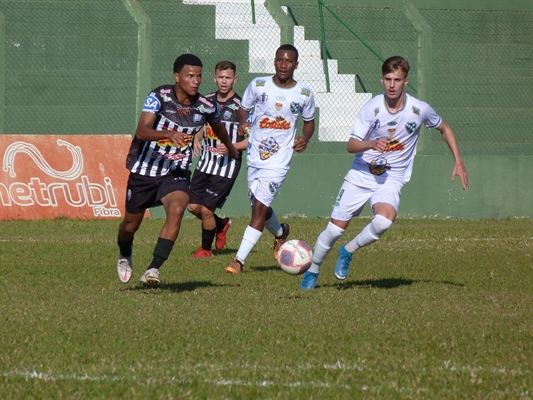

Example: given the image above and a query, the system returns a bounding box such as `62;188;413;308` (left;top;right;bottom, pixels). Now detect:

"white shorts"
330;167;405;221
247;166;286;207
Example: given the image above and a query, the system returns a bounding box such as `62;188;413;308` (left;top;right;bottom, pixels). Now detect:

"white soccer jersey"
240;76;315;173
350;93;441;182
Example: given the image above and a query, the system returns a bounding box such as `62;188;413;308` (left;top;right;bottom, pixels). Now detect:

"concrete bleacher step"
184;0;371;141
315;92;373;141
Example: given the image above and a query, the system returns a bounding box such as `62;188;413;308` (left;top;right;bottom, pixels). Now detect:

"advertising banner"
0;135;133;220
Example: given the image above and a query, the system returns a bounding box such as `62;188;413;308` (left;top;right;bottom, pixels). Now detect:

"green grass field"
0;217;532;399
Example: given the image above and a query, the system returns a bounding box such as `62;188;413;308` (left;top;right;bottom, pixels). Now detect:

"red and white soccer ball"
277;239;313;275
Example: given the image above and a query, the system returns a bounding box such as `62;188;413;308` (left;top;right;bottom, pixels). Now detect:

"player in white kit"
225;44;316;274
300;55;468;290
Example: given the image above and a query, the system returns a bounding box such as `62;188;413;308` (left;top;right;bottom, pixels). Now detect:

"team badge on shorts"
269;181;280;194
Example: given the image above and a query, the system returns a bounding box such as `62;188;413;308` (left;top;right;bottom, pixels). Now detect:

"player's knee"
325;221;345;242
187;203;200;215
372;214;393;237
200;205;214;220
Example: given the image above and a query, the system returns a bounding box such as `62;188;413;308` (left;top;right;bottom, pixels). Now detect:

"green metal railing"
318;0;417;94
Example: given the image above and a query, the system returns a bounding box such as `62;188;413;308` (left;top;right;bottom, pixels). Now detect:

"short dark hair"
382;56;410;77
276;44;299;61
215;60;236;74
173;54;203;73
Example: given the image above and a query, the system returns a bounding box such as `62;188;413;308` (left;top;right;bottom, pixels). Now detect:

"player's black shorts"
125;169;191;214
189;169;237;209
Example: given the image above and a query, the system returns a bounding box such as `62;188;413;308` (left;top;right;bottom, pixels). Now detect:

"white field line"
1;362;530;392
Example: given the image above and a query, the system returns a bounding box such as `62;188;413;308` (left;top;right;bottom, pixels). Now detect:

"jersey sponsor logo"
142;94;161;112
159;89;171;94
290;102;301;115
276;96;285;101
199;97;214;107
234;98;241;105
300;88;310;97
153;152;187;161
388;121;397;126
177;104;190;115
204;125;220;141
412;106;420;115
259;92;268;104
405;122;417;134
157;134;194;149
162;94;172;102
368;158;391;175
384;139;405;152
275;102;283;111
258;116;291;130
197;105;207;114
228;103;239;110
256;79;266;87
259;136;280;160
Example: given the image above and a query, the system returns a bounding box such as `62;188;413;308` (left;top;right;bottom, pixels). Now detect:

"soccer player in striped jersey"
300;56;468;290
116;54;238;288
187;61;248;258
225;44;316;274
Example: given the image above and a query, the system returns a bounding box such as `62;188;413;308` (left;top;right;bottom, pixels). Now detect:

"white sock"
346;214;393;252
236;226;263;264
264;209;282;237
308;222;345;274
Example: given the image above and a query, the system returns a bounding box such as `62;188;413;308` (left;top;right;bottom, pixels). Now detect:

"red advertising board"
0;135;134;220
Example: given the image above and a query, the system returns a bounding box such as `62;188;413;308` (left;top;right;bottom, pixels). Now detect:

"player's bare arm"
210;119;239;159
237;107;251;136
436;120;468;191
218;137;249;154
193;127;204;157
346;137;389;154
293;119;315;153
135;112;189;147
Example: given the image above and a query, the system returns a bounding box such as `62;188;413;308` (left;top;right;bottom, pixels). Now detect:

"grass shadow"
122;280;234;293
251;264;280;272
329;277;465;290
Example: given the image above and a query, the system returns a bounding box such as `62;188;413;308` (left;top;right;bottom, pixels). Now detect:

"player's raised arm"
346;136;389;154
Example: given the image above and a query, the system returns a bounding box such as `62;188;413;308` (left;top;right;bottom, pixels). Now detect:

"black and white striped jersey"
195;91;244;179
126;85;221;177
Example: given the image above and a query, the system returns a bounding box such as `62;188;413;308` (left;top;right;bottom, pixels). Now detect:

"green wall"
150;154;533;220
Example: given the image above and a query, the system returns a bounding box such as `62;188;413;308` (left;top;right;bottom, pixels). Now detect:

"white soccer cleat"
140;268;161;288
117;255;133;283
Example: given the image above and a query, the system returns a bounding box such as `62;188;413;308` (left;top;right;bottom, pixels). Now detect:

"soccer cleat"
300;271;319;290
117;255;133;283
215;217;232;251
334;244;353;280
140;268;161;288
225;258;243;274
191;247;214;258
273;223;291;260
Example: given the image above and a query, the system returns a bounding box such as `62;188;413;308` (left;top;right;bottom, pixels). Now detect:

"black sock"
201;227;216;250
214;214;225;231
147;237;175;270
117;237;133;257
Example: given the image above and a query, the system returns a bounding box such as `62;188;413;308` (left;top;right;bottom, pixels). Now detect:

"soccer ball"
277;239;313;275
